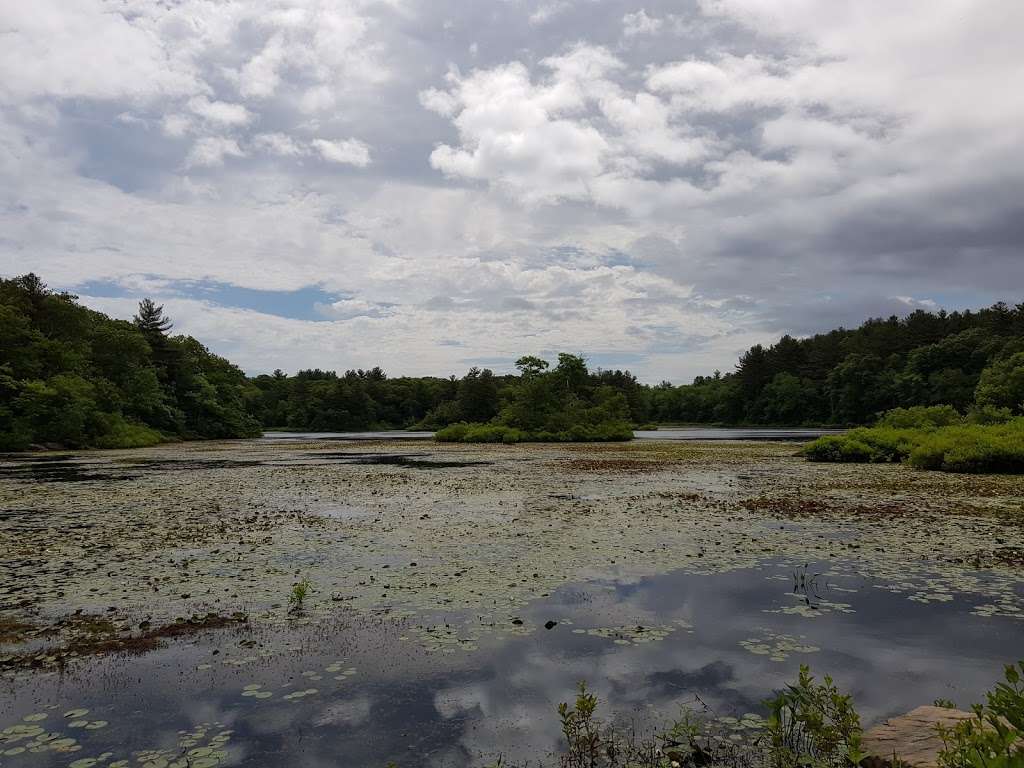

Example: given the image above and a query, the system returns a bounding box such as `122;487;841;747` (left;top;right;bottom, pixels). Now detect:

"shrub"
805;419;1024;474
938;660;1024;768
967;405;1015;425
876;405;963;429
801;428;913;464
93;416;164;449
765;665;866;768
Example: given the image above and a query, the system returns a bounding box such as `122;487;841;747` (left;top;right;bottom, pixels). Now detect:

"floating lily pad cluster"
0;438;1021;675
571;619;693;646
739;630;820;662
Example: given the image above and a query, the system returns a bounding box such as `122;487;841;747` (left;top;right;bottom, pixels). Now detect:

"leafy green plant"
288;577;312;614
558;682;607;767
802;418;1024;474
764;665;865;768
876;406;964;429
938;661;1024;768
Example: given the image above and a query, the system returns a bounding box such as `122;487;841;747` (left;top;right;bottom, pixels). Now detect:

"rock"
862;705;974;768
544;620;557;630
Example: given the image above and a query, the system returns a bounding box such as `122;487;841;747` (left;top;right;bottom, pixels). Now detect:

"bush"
967;405;1015;425
804;419;1024;474
92;416;164;449
801;427;913;464
765;665;866;768
876;405;963;429
938;661;1024;768
907;421;1024;473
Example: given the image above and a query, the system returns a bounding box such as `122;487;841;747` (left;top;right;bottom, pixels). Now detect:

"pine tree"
133;298;173;337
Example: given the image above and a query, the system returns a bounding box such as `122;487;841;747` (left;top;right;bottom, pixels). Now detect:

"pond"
0;439;1021;767
633;428;845;441
261;428;845;443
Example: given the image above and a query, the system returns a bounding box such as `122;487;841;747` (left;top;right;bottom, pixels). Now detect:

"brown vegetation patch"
559;458;676;473
0;616;37;644
952;546;1024;569
740;496;835;516
0;611;248;670
740;495;927;519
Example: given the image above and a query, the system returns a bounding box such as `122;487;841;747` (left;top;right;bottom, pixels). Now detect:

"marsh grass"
288;578;312;614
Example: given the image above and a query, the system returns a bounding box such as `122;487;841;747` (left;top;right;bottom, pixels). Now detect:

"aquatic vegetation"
1;438;1022;678
764;665;866;768
572;620;692;646
740;631;820;662
938;660;1024;768
288;577;313;614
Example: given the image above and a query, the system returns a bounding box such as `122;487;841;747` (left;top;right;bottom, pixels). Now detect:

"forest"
251;301;1024;431
0;275;259;450
2;273;1023;448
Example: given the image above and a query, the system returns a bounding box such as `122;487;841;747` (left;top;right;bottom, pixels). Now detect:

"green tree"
133;298;173;337
975;352;1024;414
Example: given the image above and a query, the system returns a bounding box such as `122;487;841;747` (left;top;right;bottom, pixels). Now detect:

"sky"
2;0;1023;382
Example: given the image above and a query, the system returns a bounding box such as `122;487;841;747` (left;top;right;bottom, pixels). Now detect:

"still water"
260;428;844;443
2;560;1019;767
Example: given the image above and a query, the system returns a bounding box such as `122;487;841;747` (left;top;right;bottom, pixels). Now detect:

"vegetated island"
2;273;1023;468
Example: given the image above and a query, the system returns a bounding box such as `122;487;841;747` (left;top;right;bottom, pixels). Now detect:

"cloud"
422;44;712;206
188;97;253;127
312;138;372;167
186;137;245;168
622;9;662;37
252;133;307;158
3;0;1023;381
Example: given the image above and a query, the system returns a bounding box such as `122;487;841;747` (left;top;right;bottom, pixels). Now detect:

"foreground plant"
764;665;866;768
938;661;1024;768
288;577;313;614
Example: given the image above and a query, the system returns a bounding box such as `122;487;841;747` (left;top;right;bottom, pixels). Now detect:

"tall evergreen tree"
133;298;173;337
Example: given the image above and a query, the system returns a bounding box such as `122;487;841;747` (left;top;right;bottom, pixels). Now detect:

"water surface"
2;561;1019;767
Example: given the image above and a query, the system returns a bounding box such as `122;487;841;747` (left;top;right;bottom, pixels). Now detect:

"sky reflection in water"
2;562;1020;767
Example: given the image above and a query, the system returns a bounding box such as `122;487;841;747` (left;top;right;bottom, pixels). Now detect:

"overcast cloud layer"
2;0;1022;381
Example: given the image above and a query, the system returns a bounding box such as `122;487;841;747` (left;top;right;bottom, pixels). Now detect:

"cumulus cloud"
422;45;712;205
2;0;1023;380
312;138;372;167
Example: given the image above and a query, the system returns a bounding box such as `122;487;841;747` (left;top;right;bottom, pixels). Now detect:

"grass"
435;420;635;443
802;409;1024;474
288;577;312;614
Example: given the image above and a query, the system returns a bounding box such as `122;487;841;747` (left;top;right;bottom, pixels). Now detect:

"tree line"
655;304;1024;425
0;275;259;450
2;273;1022;449
254;303;1024;430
